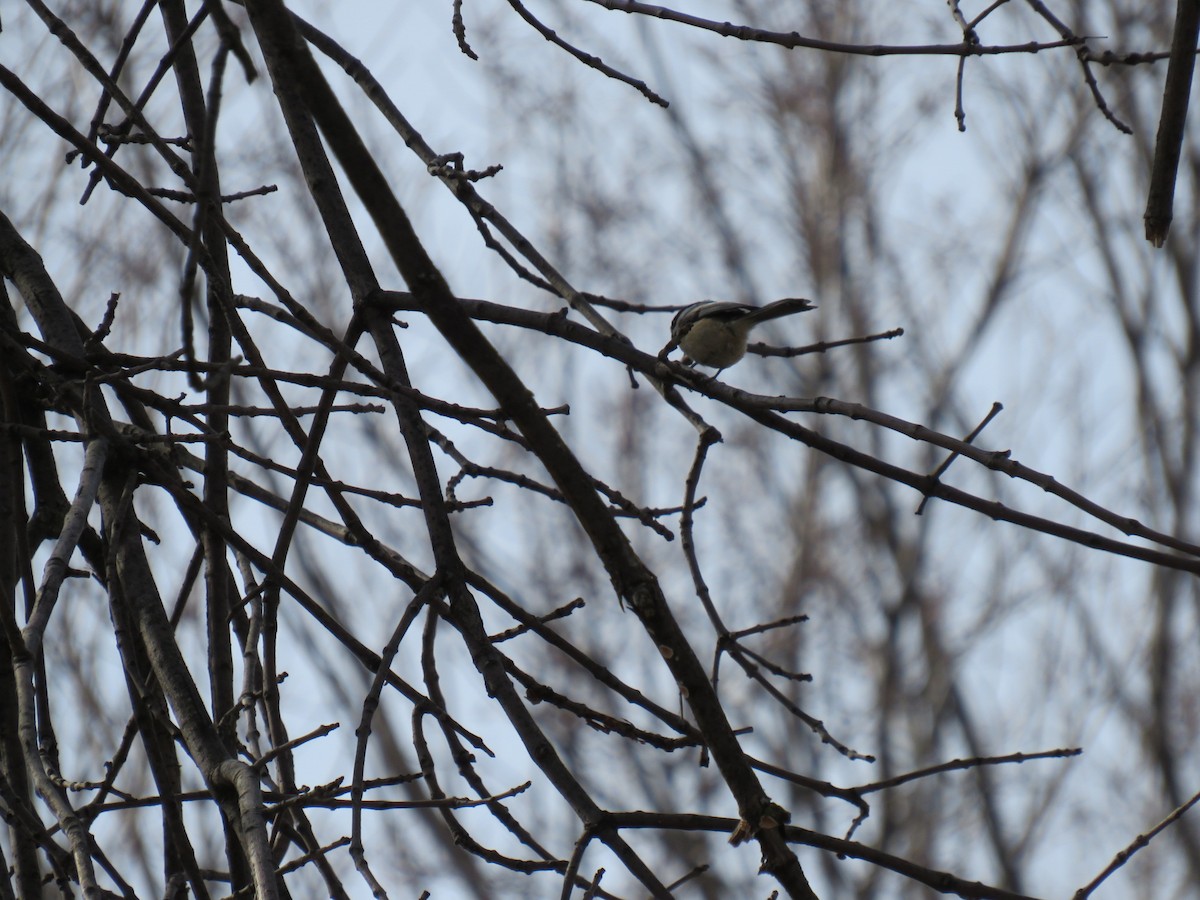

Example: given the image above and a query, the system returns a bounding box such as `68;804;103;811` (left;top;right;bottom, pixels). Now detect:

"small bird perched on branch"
669;298;816;370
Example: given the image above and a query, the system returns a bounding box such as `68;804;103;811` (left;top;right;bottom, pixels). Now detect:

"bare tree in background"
1;1;1197;898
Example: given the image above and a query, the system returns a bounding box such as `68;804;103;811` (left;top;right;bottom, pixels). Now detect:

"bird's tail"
743;297;817;324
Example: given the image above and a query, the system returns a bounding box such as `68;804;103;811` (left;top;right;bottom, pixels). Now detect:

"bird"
669;297;815;370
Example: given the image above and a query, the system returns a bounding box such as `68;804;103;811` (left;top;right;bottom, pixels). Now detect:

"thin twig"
505;0;668;106
1074;785;1200;898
